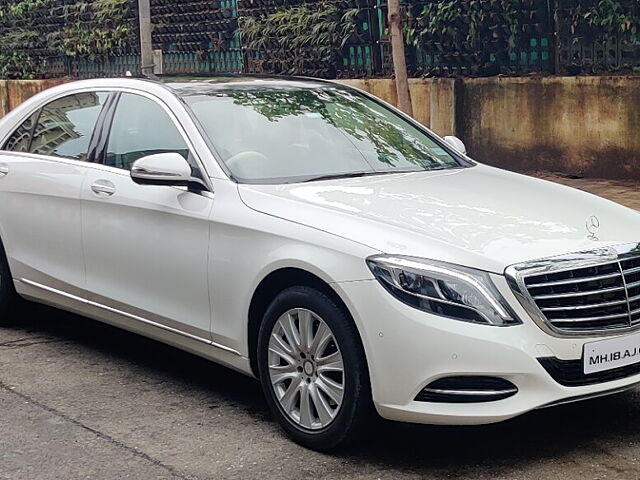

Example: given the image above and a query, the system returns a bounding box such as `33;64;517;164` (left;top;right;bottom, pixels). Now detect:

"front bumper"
334;277;640;425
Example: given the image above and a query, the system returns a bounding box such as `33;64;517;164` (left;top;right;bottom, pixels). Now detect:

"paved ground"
530;172;640;211
2;173;640;480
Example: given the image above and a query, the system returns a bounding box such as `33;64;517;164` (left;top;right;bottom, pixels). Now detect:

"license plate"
584;331;640;374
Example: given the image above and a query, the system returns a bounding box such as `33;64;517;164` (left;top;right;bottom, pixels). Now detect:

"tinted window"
3;111;39;153
184;87;465;183
30;92;108;161
105;93;189;171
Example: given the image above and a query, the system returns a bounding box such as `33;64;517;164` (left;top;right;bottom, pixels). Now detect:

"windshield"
184;86;470;183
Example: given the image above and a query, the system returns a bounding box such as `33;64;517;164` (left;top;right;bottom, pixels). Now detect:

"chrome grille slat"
526;271;622;289
540;297;629;312
512;248;640;334
550;311;630;323
533;285;626;300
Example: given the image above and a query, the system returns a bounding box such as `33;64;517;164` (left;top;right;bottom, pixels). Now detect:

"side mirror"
443;136;467;155
131;152;198;188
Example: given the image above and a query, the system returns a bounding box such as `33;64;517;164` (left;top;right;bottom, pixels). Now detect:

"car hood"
237;165;640;274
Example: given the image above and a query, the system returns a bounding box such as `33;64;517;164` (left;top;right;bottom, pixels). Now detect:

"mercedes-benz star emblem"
586;215;600;240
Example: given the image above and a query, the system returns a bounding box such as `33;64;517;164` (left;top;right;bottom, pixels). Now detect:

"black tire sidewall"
257;285;370;451
0;240;18;326
0;247;12;325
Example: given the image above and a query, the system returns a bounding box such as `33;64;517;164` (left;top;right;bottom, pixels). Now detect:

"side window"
105;93;189;171
30;92;108;161
3;111;39;153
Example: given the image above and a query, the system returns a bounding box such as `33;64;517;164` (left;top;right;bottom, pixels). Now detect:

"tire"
257;285;372;451
0;239;19;327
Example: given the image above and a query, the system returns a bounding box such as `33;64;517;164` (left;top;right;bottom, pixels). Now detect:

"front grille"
520;252;640;333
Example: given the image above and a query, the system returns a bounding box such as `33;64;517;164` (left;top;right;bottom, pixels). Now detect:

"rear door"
81;91;214;340
0;91;110;296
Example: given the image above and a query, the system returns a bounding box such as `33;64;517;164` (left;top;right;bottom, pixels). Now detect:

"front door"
81;92;213;339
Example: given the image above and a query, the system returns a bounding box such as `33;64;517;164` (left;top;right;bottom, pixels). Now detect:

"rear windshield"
184;87;469;183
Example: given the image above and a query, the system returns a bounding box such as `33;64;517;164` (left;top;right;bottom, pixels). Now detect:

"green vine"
567;0;639;44
46;0;131;59
238;3;359;76
0;0;131;78
404;0;523;52
0;0;44;78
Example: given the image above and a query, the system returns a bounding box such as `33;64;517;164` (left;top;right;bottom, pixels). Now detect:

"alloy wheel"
267;308;345;430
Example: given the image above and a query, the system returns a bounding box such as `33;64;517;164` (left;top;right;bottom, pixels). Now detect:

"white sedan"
0;76;639;450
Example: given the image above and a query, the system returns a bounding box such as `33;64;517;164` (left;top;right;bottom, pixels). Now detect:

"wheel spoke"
298;310;314;351
316;375;344;405
269;364;299;385
269;333;296;366
298;383;314;429
316;351;343;373
309;382;334;424
280;378;301;412
309;322;332;357
280;313;301;352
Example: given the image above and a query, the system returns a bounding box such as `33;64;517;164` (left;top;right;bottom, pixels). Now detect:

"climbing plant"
0;0;133;78
566;0;639;43
403;0;531;76
46;0;131;59
238;3;359;77
559;0;639;73
0;0;44;78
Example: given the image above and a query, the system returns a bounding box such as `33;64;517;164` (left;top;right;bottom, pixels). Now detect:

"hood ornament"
585;215;600;240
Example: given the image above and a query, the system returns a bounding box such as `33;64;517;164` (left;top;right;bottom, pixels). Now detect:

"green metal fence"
3;0;640;79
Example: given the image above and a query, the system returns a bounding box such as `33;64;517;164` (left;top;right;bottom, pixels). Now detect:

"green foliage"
567;0;639;43
46;0;131;59
0;0;45;78
238;3;359;75
0;0;131;78
0;52;41;79
404;0;523;52
0;0;44;19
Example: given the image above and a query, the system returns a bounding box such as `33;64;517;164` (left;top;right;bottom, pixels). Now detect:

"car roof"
40;75;352;102
158;74;346;96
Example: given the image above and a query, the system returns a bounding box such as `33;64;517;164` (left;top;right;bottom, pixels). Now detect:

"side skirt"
14;278;254;377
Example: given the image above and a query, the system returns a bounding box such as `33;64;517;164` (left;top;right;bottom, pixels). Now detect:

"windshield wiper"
303;171;385;182
303;168;446;183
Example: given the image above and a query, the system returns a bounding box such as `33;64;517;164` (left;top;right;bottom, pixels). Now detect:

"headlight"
367;255;520;326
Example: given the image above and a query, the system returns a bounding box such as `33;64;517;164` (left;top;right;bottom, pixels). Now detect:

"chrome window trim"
505;242;640;338
0;88;114;150
95;89;214;193
0;150;100;169
0;85;215;193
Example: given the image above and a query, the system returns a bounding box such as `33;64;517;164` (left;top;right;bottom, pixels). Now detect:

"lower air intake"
415;376;518;403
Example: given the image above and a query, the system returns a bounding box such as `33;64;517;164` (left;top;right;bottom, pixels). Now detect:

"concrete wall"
456;76;640;179
1;76;638;179
341;76;640;180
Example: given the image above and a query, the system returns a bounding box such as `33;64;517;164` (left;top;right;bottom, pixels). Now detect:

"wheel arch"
247;267;365;378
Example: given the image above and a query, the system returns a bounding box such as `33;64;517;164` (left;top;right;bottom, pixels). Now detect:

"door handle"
91;180;116;197
0;163;8;177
